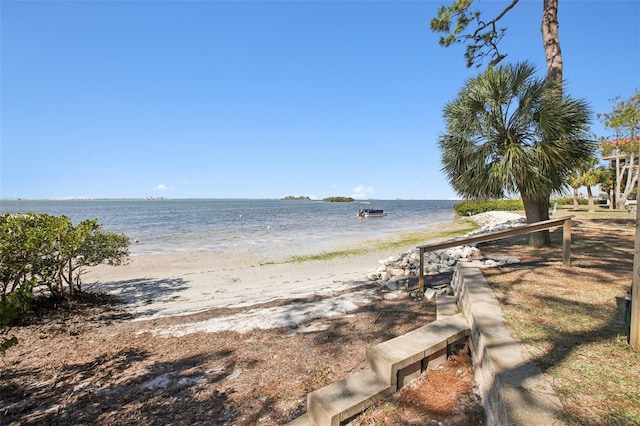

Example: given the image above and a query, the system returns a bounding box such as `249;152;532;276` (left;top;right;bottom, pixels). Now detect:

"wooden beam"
417;216;574;293
417;216;574;252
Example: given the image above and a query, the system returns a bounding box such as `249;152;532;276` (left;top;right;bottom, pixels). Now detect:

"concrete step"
436;293;459;319
366;313;470;388
306;368;394;426
288;314;470;426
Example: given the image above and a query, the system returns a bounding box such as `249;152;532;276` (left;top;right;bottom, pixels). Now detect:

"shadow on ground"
479;218;639;424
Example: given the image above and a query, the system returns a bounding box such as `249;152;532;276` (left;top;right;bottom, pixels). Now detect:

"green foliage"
430;0;513;68
552;197;587;206
281;195;311;200
322;196;355;202
439;61;595;202
0;213;129;353
0;277;33;354
598;90;640;209
453;199;523;216
598;89;640;142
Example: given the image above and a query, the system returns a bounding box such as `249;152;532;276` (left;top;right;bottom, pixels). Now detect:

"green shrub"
453;199;524;216
0;213;130;353
552;197;587;206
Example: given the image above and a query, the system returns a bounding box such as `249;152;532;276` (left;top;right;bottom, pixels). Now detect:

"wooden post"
631;196;640;350
563;217;572;267
419;247;425;294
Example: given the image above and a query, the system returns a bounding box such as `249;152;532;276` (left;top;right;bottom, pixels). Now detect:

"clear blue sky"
2;0;638;200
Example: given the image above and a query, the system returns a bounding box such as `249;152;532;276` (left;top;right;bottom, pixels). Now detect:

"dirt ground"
7;213;626;426
1;276;483;425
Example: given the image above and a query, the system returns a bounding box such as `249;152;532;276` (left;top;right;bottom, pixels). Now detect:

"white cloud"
154;184;171;191
351;185;375;199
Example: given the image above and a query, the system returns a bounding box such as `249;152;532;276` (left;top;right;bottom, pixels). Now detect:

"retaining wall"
453;262;565;425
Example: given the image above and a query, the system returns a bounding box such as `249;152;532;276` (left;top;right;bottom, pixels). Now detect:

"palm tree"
568;157;609;212
581;166;610;212
567;172;583;210
439;61;595;246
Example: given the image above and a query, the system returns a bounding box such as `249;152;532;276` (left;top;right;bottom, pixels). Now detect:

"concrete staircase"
288;313;470;426
289;262;566;426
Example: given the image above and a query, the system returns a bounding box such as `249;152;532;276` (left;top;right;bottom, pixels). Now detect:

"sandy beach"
85;239;423;322
3;211;527;425
84;212;524;332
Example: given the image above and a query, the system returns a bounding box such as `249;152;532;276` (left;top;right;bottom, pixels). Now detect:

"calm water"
0;199;457;256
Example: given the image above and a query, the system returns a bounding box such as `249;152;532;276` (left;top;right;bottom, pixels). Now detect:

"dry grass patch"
481;207;640;425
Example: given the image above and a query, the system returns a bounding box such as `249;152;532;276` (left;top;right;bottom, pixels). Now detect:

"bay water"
0;199;457;257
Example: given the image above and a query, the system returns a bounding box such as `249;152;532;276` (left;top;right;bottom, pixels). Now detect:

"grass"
481;206;640;425
287;219;479;263
288;248;369;263
287;206;640;423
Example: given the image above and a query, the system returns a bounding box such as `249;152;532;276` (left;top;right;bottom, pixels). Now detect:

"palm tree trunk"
522;195;551;247
573;187;579;210
587;185;595;212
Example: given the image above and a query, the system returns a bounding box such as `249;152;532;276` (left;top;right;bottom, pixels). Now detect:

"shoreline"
86;211;524;331
86;217;479;321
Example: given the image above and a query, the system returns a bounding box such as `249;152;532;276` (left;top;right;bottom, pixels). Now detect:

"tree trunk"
522;196;551;247
610;190;615;210
621;157;639;210
542;0;563;86
587;185;595;212
540;0;562;231
573;186;579;210
68;259;74;297
615;140;622;210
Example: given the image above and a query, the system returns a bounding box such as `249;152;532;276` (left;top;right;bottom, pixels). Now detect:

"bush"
453;199;524;216
0;213;130;353
552;197;587;206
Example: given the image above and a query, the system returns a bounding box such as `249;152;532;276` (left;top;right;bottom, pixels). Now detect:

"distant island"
322;196;355;202
281;196;311;200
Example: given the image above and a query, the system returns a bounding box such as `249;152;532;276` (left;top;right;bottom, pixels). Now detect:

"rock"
383;292;399;300
385;281;401;291
388;268;405;277
364;211;524;287
424;288;436;300
426;264;440;273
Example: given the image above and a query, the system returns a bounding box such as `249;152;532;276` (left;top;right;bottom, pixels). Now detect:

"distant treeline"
281;196;311;200
323;196;355;202
454;197;586;216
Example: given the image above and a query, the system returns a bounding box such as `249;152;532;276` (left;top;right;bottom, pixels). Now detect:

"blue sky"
2;0;638;200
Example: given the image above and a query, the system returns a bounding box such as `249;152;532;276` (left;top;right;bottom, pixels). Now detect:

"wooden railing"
417;215;574;293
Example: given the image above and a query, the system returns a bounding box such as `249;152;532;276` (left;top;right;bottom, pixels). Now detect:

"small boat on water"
357;208;387;218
